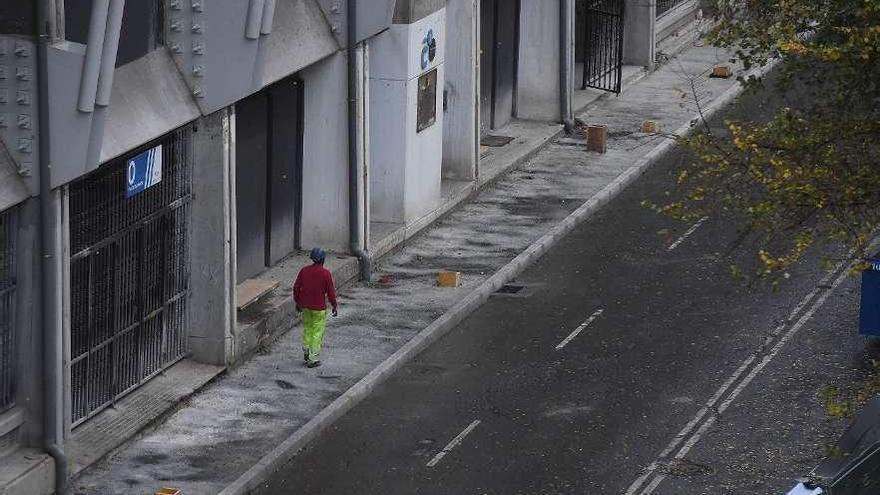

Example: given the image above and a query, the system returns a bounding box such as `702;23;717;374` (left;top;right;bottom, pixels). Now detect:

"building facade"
0;0;701;492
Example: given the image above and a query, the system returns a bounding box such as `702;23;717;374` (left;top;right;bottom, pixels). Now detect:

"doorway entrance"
480;0;520;132
235;77;305;281
577;0;625;93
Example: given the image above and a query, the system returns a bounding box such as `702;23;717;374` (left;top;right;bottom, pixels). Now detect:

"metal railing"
581;0;625;93
69;128;192;425
657;0;688;18
0;207;17;413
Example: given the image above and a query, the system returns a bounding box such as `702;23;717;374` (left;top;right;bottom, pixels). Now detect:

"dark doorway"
235;77;304;281
480;0;520;133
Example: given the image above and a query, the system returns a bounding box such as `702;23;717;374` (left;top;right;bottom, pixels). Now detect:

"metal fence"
581;0;625;93
657;0;688;18
68;128;191;426
0;207;17;414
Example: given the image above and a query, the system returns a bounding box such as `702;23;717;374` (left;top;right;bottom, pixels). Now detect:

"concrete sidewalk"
73;43;751;495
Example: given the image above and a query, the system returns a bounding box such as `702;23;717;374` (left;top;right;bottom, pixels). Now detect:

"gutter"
34;0;69;493
347;0;372;280
559;0;574;131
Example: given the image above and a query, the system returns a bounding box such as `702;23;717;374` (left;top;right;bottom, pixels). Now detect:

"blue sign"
126;145;162;198
421;28;437;70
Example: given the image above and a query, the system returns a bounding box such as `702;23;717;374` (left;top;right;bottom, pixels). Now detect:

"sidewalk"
73;43;751;495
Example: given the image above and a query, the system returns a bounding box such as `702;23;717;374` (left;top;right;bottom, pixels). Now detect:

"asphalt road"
252;75;867;495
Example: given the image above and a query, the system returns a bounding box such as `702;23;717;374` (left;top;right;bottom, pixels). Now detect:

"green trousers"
301;309;328;362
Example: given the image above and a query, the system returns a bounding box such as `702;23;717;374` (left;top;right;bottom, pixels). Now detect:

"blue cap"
309;247;326;263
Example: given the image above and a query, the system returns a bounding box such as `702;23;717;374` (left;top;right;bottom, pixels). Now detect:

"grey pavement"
251;67;865;495
73;43;749;494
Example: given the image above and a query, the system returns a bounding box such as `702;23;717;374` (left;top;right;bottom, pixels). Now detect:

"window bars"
0;207;17;414
68;128;192;426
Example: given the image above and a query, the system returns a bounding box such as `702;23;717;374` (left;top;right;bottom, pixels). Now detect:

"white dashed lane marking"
426;420;482;468
667;216;709;251
556;309;604;350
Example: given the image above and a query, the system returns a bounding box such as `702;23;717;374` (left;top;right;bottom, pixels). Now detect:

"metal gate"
69;128;191;426
0;208;16;414
581;0;625;93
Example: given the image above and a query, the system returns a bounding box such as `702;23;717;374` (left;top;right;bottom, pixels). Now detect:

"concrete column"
442;0;478;181
517;0;562;122
623;0;656;70
299;52;350;252
11;198;45;447
188;111;234;366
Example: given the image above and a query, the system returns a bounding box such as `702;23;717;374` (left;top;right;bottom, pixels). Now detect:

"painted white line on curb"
556;309;604;350
631;259;852;495
667;216;708;251
426;420;482;467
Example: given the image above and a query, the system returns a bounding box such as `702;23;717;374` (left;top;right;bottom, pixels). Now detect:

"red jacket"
293;264;338;311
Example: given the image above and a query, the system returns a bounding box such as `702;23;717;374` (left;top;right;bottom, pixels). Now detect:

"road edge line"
217;60;775;495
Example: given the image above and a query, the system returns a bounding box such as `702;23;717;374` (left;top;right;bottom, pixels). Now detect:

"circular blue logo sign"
421;29;437;70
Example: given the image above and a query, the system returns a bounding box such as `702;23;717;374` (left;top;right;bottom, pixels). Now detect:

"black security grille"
581;0;625;93
69;128;191;426
0;208;16;413
657;0;687;18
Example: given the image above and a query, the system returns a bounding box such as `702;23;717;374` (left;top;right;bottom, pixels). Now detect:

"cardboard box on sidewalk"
437;271;461;288
586;125;608;153
641;120;660;134
711;65;734;78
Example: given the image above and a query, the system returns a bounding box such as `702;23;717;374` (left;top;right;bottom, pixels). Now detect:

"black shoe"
306;360;322;368
303;348;310;362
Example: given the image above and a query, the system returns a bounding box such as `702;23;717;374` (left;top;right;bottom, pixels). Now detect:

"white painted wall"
404;62;445;219
300;52;350;252
517;0;562;122
442;0;477;181
625;0;656;68
370;76;407;223
370;9;446;224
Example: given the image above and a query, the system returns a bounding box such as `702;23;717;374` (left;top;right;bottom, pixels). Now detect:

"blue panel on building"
859;257;880;336
125;145;162;198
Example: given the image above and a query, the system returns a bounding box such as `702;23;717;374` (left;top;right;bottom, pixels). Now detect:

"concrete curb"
218;61;777;495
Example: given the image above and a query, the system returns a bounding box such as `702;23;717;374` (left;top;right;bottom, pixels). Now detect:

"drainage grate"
481;135;515;147
496;284;524;294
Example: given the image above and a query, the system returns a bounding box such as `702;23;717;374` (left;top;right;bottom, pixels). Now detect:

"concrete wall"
404;62;444;220
624;0;656;69
7;199;43;448
315;0;397;46
188;111;233;366
517;0;562;122
299;52;350;252
165;0;339;115
655;0;699;46
369;74;406;223
370;9;446;224
441;0;477;181
394;0;448;23
0;36;39;196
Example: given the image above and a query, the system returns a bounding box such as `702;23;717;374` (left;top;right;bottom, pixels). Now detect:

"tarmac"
73;41;760;495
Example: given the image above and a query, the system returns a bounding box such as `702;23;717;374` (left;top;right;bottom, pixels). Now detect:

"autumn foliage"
662;0;880;279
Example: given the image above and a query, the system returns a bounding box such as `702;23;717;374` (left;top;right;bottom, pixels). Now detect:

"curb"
218;61;777;495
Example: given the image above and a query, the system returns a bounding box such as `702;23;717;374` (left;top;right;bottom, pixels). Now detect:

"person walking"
293;248;338;368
